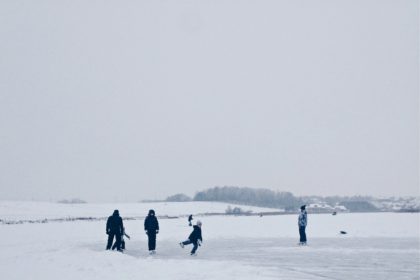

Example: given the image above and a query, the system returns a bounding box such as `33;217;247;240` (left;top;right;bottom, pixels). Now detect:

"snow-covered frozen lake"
0;200;279;221
0;201;419;279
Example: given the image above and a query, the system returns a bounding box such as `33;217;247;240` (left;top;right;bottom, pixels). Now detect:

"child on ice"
112;227;130;251
179;220;203;256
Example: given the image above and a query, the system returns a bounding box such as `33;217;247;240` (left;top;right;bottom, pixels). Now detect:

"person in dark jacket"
298;205;308;245
144;209;159;254
179;220;203;256
106;210;124;251
188;214;193;226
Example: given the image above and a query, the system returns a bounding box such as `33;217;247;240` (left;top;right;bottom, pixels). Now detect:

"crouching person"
179;220;203;256
112;227;130;251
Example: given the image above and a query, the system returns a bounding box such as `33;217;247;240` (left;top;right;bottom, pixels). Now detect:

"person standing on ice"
179;220;203;256
144;209;159;254
106;209;124;251
298;205;308;245
188;214;193;226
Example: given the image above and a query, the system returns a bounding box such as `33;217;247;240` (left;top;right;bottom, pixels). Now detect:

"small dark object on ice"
340;231;347;234
332;211;337;215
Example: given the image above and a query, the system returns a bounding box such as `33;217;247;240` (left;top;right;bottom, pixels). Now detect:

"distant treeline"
165;186;399;212
168;187;303;211
57;198;87;204
166;193;192;202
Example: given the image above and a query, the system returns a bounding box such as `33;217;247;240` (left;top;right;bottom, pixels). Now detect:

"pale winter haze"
0;0;418;202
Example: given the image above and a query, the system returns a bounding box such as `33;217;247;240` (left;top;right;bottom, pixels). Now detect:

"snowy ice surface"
0;202;419;280
0;201;278;221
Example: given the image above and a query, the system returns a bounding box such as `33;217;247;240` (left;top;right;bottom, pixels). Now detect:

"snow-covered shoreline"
0;201;279;221
0;201;419;279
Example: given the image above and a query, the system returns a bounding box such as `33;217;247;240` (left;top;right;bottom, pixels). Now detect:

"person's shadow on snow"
83;241;144;258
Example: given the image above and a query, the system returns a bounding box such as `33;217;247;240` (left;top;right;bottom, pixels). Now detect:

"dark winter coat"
188;225;203;242
144;215;159;233
106;213;123;235
188;215;193;222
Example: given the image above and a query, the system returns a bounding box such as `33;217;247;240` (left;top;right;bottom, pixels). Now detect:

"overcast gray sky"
0;0;418;202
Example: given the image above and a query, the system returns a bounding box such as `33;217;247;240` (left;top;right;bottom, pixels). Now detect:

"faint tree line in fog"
166;193;192;202
167;186;303;211
165;187;420;212
57;198;87;204
194;186;302;210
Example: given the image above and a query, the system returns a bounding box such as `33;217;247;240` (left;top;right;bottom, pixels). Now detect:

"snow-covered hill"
0;201;280;222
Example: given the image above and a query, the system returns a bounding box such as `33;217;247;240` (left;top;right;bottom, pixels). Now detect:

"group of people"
106;205;308;256
106;209;203;256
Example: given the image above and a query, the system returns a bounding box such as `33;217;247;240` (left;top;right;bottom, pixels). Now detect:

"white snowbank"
0;201;279;221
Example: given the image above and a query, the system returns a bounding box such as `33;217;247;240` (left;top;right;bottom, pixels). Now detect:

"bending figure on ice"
180;220;203;256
